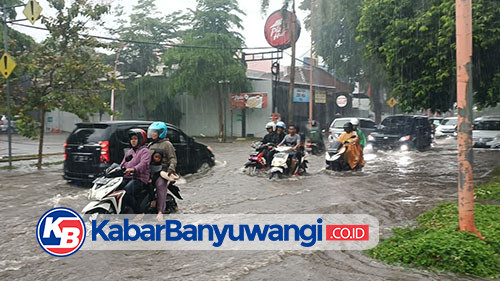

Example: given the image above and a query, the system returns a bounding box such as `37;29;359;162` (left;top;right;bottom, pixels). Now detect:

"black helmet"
343;122;353;132
128;128;147;147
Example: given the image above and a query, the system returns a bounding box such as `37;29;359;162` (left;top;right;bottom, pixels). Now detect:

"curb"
0;153;64;163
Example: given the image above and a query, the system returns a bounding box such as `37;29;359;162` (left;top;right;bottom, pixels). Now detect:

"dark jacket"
148;139;177;173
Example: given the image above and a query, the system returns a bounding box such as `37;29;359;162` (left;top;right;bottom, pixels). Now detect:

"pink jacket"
120;146;151;184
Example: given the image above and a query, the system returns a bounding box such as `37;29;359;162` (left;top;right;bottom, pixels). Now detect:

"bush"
367;203;500;278
475;167;500;201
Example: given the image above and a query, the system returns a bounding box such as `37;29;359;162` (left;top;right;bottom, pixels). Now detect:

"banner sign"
230;93;268;109
293;88;310;103
315;90;327;104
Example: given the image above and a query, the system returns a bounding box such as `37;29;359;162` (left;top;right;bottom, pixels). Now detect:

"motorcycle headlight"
399;135;410;142
401;144;409;151
368;135;375;141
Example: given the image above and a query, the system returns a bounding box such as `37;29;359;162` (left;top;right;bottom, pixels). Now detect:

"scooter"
325;140;350;171
269;146;307;179
82;163;127;215
305;139;324;156
244;142;274;175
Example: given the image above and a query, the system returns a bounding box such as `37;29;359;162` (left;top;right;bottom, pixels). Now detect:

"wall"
45;109;109;132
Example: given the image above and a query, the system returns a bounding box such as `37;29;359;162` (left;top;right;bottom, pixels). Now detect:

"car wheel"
197;161;211;173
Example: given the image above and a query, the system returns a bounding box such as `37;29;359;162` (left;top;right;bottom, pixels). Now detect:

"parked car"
63;121;215;183
328;117;377;141
473;116;500;148
435;117;458;138
366;115;432;152
0;114;18;132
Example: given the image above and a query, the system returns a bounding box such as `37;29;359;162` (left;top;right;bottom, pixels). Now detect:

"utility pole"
308;0;314;125
287;0;296;124
110;44;124;121
456;0;482;238
2;6;12;168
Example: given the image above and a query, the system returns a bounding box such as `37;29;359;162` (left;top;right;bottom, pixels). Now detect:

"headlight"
399;135;410;142
365;144;373;150
401;144;409;151
367;135;375;141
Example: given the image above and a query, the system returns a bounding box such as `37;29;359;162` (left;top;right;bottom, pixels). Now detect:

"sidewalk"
0;132;68;159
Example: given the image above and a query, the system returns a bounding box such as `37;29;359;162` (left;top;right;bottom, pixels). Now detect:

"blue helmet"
276;121;286;129
148;122;168;139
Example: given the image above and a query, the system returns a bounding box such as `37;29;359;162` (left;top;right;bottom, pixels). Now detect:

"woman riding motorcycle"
147;122;178;221
120;129;151;213
275;121;286;144
337;122;365;170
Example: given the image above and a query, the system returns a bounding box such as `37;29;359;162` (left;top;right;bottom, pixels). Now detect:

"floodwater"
0;138;498;280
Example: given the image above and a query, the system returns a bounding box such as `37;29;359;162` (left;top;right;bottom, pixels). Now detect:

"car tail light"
64;142;67;160
99;141;110;163
329;126;333;135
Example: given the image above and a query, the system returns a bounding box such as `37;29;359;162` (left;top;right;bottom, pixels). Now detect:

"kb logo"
36;207;86;257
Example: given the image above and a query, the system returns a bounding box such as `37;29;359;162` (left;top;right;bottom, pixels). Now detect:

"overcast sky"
11;0;312;66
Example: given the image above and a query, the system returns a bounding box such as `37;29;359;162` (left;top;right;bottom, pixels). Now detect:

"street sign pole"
2;6;12;168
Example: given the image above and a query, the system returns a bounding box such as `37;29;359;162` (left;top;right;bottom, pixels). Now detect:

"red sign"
264;10;301;49
326;225;369;241
230;93;268;109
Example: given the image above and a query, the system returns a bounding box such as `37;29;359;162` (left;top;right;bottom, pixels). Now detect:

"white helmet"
265;121;276;131
351;118;360;126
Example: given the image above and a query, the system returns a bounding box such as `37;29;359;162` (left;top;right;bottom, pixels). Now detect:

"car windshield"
432;119;442;126
441;118;457;126
474;120;500;131
332;119;351;128
379;117;413;134
67;126;108;144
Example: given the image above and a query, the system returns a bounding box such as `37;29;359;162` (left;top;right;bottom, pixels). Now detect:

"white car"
0;115;18;132
435;117;458;138
473;116;500;148
328;117;376;141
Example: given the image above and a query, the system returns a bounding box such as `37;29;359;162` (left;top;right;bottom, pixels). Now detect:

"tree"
12;0;120;169
357;0;500;113
299;0;389;123
110;0;186;76
163;0;248;140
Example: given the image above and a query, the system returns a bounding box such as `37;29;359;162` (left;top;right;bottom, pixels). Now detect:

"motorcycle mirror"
125;155;133;162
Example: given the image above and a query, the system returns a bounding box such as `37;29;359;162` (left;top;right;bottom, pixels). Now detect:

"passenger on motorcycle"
279;124;303;175
275;121;286;144
147;122;178;221
351;118;366;148
337;122;365;170
120;129;151;214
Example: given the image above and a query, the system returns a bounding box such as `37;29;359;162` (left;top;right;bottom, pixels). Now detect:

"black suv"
63;121;215;182
367;115;432;152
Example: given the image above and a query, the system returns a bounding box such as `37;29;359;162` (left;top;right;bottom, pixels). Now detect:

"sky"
10;0;313;67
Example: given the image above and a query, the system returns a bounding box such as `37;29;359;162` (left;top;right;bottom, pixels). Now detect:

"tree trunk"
217;88;223;142
456;0;483;239
37;105;46;170
288;0;296;124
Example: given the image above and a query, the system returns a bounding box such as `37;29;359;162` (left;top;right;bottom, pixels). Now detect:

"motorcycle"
325;140;350;171
269;146;307;179
305;139;324;156
82;163;183;216
244;142;275;175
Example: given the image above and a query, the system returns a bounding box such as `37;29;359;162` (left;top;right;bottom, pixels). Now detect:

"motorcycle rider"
306;120;324;151
337;122;365;170
351;118;366;148
120;129;151;214
147;122;178;221
279;124;303;175
261;122;277;166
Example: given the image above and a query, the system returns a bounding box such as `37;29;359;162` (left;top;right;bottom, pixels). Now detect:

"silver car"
328;117;376;141
435;117;458;138
473;116;500;148
0;115;16;132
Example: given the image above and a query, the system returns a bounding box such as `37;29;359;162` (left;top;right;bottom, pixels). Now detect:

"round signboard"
336;95;348;108
264;10;301;49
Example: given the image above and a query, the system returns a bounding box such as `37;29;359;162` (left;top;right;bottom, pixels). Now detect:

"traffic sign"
23;0;43;25
386;97;398;108
0;53;16;79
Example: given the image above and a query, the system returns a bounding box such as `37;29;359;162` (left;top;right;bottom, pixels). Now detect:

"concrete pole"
456;0;482;238
308;0;314;125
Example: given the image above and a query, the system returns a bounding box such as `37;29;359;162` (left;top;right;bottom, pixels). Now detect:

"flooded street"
1;138;499;281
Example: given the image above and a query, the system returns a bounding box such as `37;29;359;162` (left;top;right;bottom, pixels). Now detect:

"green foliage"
164;0;248;97
475;166;500;201
10;0;120;138
367;202;500;278
357;0;500;112
110;0;187;76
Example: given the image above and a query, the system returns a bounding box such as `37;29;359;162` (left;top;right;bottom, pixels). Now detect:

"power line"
10;22;276;51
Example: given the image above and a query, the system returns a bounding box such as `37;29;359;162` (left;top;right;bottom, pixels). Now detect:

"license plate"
73;155;91;162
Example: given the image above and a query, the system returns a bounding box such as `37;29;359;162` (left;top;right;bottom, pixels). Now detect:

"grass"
367;167;500;278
